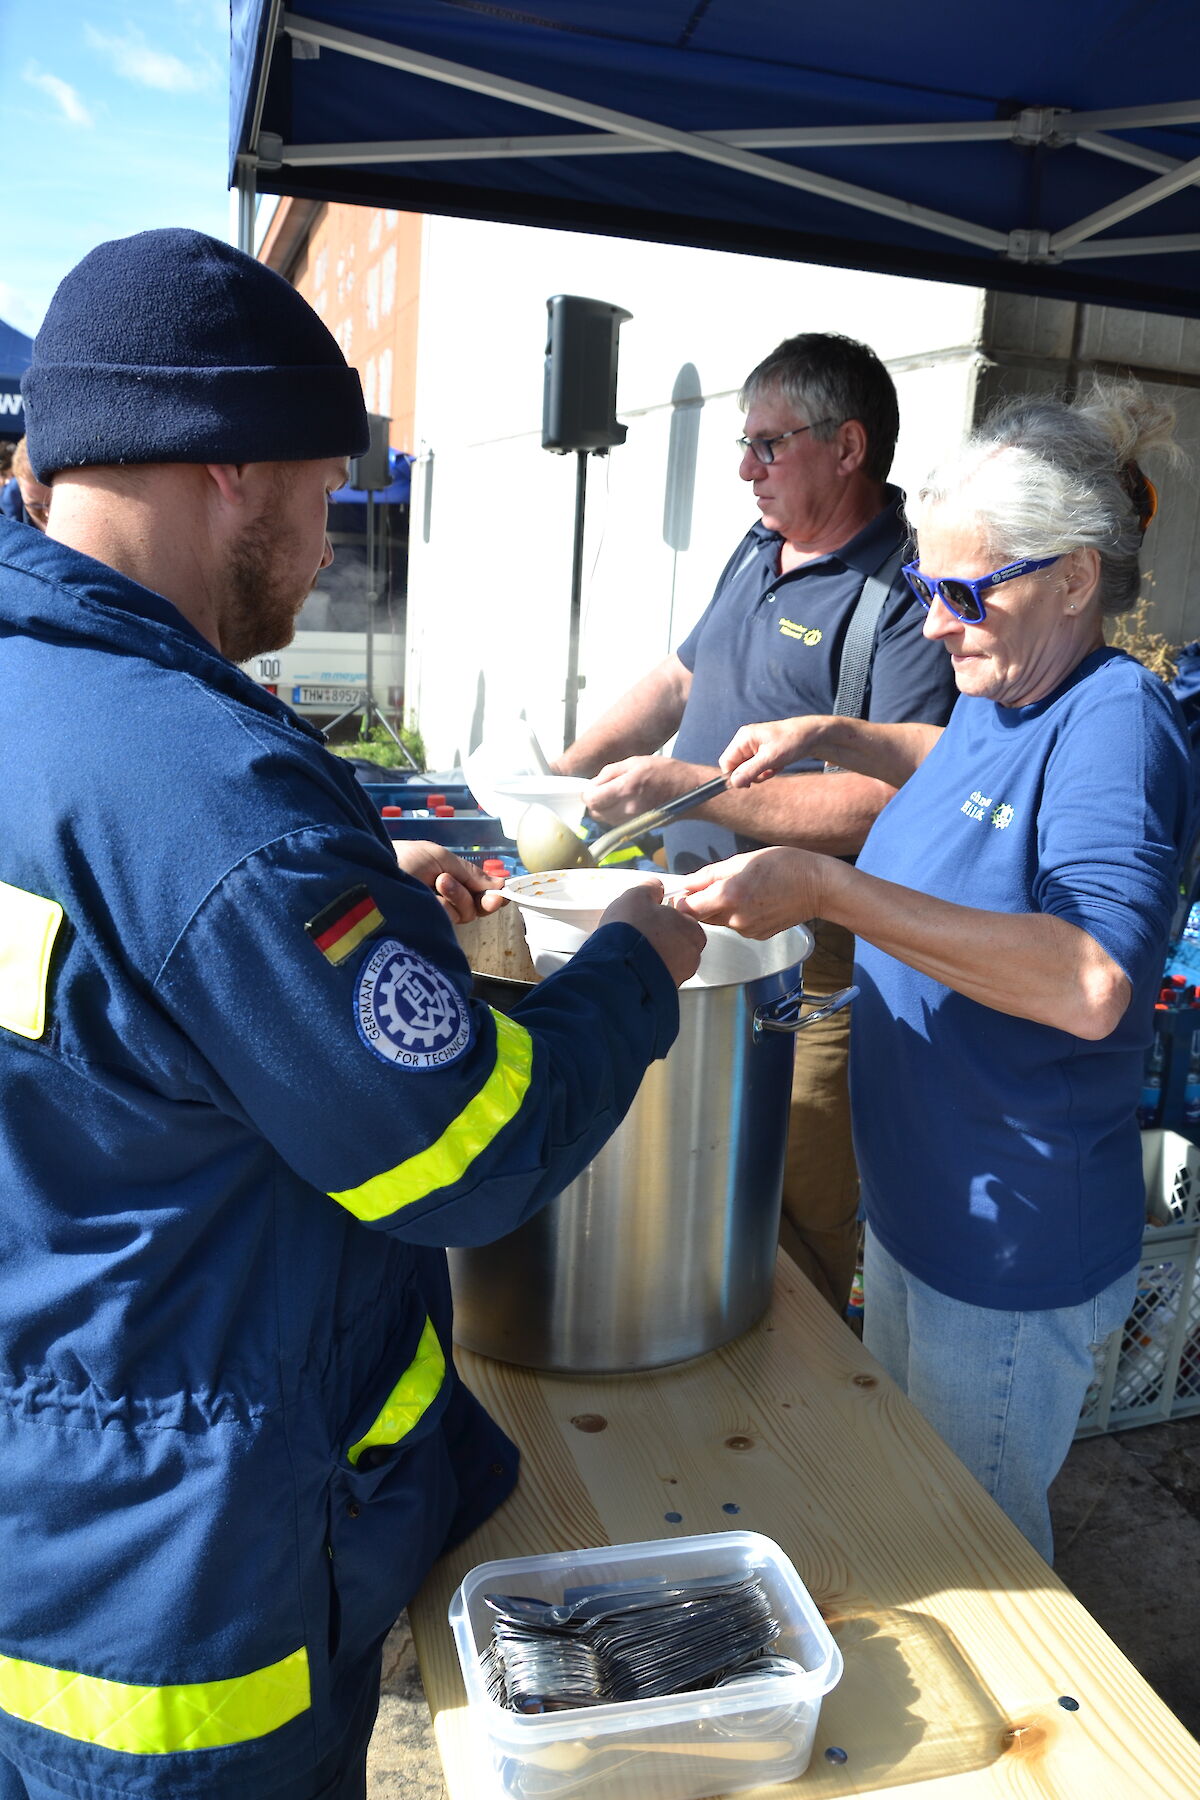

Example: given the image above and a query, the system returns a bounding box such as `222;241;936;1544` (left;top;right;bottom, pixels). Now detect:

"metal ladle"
515;774;730;874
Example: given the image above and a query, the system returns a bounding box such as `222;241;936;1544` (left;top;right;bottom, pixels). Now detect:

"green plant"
1106;595;1178;684
329;722;426;769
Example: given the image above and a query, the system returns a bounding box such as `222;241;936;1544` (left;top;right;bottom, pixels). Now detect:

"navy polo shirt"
667;487;959;871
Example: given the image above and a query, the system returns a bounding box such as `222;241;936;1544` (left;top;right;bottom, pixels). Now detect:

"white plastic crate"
1077;1130;1200;1436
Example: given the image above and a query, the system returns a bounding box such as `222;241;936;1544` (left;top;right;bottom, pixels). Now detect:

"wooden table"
409;1256;1200;1798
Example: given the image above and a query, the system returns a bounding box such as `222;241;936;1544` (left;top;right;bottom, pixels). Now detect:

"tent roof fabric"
0;318;34;381
230;2;1200;317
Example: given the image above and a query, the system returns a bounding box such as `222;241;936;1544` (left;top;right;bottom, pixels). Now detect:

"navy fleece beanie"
23;227;369;482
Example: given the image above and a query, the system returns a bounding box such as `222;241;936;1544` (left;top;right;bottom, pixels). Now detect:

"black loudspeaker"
542;295;632;454
350;413;392;490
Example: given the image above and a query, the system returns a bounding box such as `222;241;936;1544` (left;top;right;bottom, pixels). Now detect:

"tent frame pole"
271;13;1200;267
279;12;1006;251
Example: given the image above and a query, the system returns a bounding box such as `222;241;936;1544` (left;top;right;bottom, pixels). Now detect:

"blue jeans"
862;1227;1137;1563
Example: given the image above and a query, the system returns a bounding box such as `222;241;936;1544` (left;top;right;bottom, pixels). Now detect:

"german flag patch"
306;885;385;966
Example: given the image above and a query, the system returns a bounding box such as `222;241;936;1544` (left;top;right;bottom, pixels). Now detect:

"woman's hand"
392;841;508;924
721;717;832;787
673;847;830;939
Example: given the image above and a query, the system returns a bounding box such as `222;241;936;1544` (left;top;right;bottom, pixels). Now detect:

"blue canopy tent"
327;448;413;524
0;318;33;441
230;2;1200;317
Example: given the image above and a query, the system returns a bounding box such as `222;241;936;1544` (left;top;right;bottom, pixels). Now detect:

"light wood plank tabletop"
409;1255;1200;1798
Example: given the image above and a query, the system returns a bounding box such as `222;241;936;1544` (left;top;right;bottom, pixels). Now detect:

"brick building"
259;198;422;455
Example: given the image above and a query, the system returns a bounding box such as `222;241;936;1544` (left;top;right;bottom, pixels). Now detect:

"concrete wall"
405;217;984;767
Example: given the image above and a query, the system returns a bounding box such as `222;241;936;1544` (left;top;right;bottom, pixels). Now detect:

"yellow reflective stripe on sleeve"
0;1644;310;1755
329;1009;533;1222
0;879;63;1041
347;1315;446;1467
597;843;647;866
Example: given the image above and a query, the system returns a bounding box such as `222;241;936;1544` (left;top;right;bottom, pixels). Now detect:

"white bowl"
490;775;589;828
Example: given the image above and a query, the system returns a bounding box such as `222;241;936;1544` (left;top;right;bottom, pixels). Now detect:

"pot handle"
753;983;858;1040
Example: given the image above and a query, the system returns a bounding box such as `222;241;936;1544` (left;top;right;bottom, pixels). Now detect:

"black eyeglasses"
901;555;1062;625
735;420;836;465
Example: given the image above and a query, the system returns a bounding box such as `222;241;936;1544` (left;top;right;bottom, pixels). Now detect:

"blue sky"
1;0;232;337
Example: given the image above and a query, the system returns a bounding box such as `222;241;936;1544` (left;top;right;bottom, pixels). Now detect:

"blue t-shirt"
851;647;1192;1310
666;488;959;871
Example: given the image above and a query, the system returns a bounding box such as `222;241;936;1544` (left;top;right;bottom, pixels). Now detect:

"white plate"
504;869;813;988
502;867;674;927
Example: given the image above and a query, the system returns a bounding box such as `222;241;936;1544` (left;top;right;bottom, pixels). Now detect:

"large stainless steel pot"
448;925;854;1372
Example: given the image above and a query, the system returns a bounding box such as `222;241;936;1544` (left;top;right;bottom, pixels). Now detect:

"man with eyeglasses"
553;332;958;1318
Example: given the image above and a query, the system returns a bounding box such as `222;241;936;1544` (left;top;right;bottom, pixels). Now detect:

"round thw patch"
355;939;472;1070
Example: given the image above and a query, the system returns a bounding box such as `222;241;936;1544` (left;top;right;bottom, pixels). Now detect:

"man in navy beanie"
0;230;701;1800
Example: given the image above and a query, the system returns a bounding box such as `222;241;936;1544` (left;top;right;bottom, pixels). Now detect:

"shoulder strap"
831;547;904;721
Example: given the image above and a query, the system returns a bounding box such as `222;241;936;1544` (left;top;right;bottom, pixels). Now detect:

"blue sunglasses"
902;555;1061;624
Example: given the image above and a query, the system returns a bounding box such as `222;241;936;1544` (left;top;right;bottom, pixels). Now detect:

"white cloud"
0;283;42;338
22;65;94;127
172;0;229;35
84;23;215;93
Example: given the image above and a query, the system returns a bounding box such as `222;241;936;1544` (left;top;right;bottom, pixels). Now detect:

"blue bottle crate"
1140;1002;1200;1134
366;781;477;811
382;814;511;851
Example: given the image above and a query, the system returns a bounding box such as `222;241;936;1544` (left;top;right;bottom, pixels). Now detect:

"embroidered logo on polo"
778;619;823;646
355;938;472;1069
961;789;1015;828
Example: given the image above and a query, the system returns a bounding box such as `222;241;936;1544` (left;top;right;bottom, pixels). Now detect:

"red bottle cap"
380;805;403;816
433;804;454;817
426;793;446;807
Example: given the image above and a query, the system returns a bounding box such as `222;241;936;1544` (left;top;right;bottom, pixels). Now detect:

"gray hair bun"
911;379;1179;616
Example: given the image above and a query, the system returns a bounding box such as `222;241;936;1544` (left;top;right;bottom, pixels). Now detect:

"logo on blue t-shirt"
354;938;472;1069
961;788;1015;827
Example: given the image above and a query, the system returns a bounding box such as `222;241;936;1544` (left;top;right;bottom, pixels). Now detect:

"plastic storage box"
1078;1129;1200;1436
448;1529;842;1800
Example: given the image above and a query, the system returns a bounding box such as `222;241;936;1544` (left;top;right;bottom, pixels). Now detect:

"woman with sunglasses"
674;382;1192;1563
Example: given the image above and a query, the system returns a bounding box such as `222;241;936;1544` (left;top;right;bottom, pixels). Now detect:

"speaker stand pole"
563;449;588;751
325;491;419;768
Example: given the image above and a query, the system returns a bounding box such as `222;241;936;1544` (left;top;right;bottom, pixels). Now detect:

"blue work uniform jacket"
0;520;679;1797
